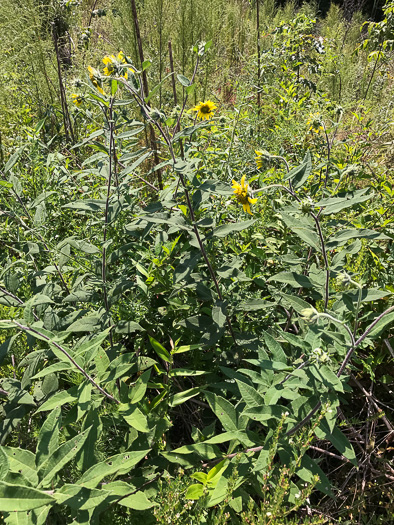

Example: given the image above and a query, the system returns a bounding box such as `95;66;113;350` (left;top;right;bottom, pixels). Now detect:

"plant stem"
12;321;118;403
102;98;115;350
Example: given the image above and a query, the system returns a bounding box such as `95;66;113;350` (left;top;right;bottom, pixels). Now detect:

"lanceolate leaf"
119;404;149;432
118;491;156;510
327;228;390;248
3;447;38;486
149;336;172;363
315;422;357;465
37;426;93;488
205;392;240;432
268;272;314;288
0;482;55;511
53;484;112;510
213;220;256;238
0;447;9;480
78;449;150;488
35;406;61;467
35;389;78;414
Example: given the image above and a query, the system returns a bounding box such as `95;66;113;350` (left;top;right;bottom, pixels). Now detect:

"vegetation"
0;0;394;523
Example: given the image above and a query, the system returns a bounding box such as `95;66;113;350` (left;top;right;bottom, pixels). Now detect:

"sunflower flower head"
102;51;135;79
232;175;258;215
71;94;83;107
87;66;105;94
255;149;272;169
307;113;324;134
193;100;217;120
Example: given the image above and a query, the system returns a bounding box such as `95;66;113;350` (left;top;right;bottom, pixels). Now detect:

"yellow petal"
240;175;246;188
248;197;258;204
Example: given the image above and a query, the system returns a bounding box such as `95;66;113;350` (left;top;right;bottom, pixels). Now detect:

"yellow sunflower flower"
255;149;274;169
102;55;116;76
87;66;105;94
102;52;135;79
307;113;324;134
232;175;258;215
71;94;83;107
193;100;217;120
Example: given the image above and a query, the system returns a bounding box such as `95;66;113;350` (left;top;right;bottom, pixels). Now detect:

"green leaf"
111;79;118;96
177;74;191;86
118;491;156;510
279;293;312;314
32;362;72;379
37;426;92;488
236;299;275;311
263;331;287;364
297;454;334;496
191;472;207;484
185;483;204;500
129;369;151;404
115;320;144;334
120;151;153;177
174;252;200;284
327;228;390;248
169;387;201;407
0;335;18;366
268;272;313;289
317;189;372;215
53;484;111;510
284;151;312;188
4;146;25;174
280;213;321;251
149;336;172;363
3;447;38;486
0;482;55;511
0;447;9;480
35;389;78;414
119;404;149;432
367;311;394;338
78;449;150;489
205;392;238;432
62;199;106;212
169;368;206;377
242;405;294;424
206;459;228;487
236;380;265;408
35;407;61;467
315;422;357;465
213;220;256;238
67;314;101;333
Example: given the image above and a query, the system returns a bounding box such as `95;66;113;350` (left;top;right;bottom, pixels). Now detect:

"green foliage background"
0;0;394;523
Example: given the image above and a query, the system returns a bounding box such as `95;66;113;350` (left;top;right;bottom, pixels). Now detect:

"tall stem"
129;0;163;189
168;40;177;105
102;99;115;349
256;0;261;120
